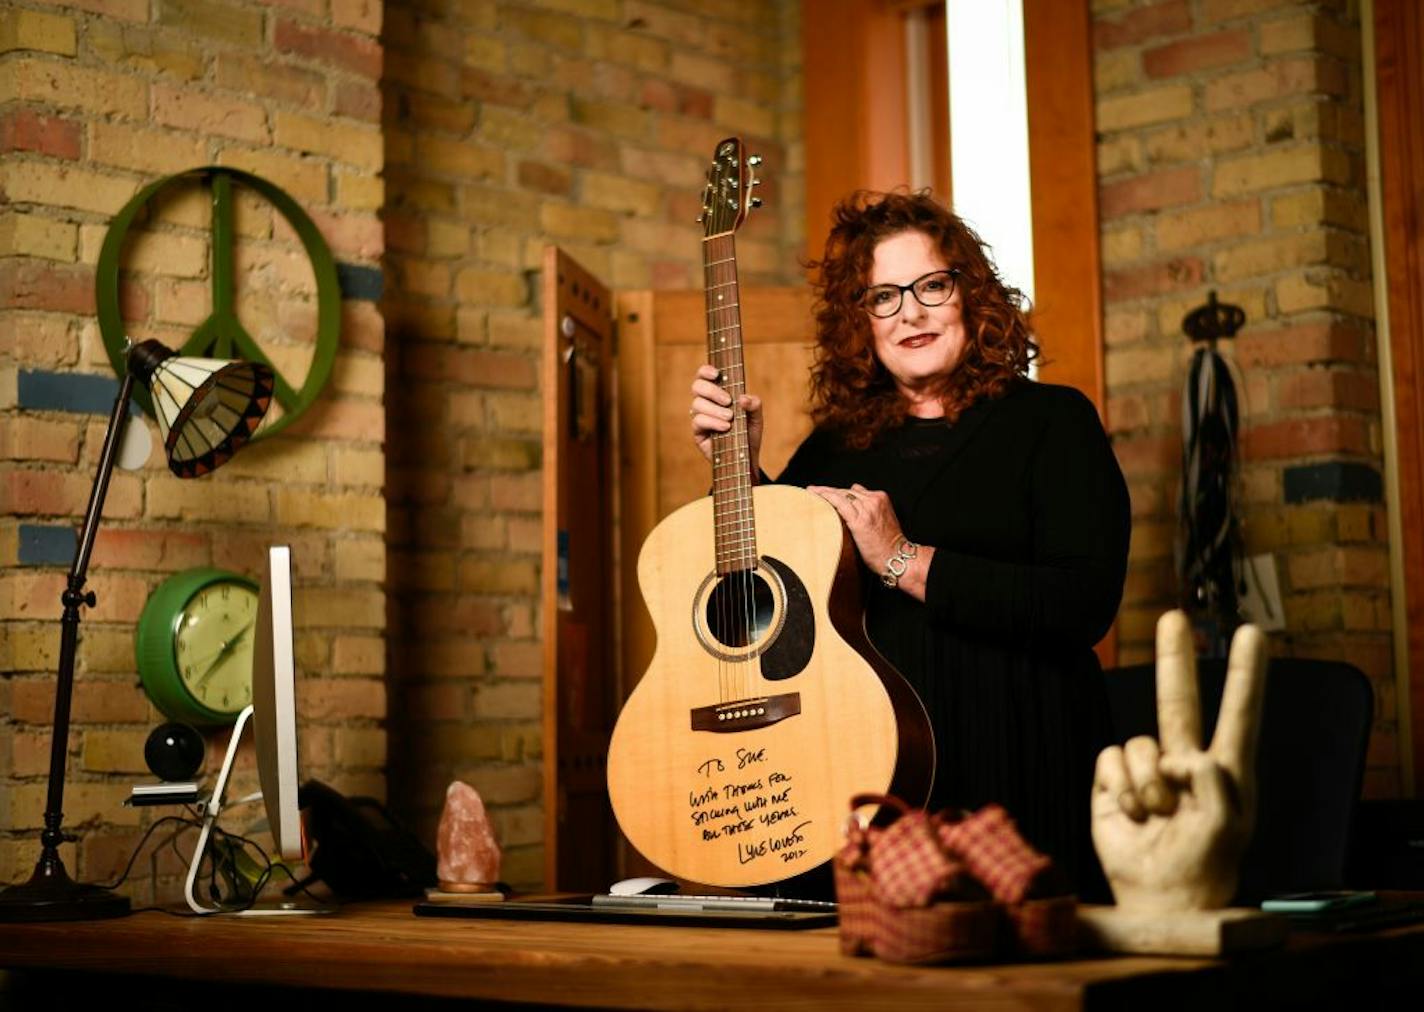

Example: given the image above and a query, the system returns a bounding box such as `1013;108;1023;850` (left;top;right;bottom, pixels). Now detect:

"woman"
689;191;1130;898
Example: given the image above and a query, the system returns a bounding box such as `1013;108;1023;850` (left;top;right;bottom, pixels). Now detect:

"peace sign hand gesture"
1091;610;1268;912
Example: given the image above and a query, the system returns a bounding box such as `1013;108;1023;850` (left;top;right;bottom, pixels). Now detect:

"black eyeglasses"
859;269;961;318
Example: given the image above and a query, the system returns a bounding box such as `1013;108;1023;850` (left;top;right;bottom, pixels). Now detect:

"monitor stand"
184;705;332;916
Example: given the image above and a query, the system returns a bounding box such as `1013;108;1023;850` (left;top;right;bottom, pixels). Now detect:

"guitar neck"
704;231;756;574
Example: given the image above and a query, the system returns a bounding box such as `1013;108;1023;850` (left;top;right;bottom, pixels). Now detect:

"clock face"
175;579;258;717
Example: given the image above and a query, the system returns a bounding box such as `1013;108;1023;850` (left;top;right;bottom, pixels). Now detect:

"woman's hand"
690;363;763;474
807;483;932;599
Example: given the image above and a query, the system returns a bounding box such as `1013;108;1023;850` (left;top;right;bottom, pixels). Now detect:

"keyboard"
592;893;837;913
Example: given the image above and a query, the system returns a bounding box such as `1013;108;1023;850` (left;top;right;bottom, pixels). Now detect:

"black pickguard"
760;556;814;680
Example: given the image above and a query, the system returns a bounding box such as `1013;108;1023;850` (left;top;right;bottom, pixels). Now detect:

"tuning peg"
697;214;705;223
748;154;763;166
749;197;762;208
751;178;761;187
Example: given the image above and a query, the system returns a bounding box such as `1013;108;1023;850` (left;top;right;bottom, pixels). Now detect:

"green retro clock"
137;568;259;726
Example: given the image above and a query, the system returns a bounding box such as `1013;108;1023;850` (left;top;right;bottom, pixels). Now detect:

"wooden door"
540;247;618;890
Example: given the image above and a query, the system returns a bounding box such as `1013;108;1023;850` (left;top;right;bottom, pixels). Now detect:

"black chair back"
1102;658;1373;903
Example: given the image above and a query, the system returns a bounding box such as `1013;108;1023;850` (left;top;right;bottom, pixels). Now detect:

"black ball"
144;722;205;782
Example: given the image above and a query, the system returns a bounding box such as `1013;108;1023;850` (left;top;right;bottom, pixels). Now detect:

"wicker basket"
832;794;1080;964
873;899;1000;965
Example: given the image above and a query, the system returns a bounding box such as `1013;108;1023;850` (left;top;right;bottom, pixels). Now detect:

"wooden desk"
0;900;1421;1010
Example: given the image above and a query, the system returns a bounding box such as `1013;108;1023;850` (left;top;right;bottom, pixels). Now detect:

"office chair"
1101;657;1373;904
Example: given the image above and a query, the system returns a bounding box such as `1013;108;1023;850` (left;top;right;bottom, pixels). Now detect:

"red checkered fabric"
868;811;968;908
936;803;1052;906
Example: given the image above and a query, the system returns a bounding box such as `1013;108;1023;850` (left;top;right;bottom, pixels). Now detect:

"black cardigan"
775;379;1131;897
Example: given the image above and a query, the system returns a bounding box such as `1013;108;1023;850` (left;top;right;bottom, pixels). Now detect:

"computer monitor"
183;544;325;915
251;545;301;862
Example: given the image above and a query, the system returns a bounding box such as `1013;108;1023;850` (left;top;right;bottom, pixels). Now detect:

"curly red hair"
808;191;1038;448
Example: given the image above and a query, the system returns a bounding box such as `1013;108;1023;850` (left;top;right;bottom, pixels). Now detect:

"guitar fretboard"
703;232;756;574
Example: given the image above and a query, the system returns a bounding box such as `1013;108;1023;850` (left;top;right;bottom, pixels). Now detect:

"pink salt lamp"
436;781;502;892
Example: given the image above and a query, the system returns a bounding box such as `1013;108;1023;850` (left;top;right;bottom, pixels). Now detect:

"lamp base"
0;863;131;922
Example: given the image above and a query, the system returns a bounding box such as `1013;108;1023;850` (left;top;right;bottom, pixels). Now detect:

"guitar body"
608;484;934;887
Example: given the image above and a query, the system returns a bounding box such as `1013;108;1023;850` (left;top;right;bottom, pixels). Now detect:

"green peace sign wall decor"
97;166;341;439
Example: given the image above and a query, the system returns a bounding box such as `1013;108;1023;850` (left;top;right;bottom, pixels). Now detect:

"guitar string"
706;231;757;703
721;235;747;703
731;251;753;702
705;234;729;704
733;242;753;701
724;234;750;702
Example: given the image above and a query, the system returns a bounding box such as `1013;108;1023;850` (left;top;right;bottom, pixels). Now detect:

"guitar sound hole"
705;571;775;649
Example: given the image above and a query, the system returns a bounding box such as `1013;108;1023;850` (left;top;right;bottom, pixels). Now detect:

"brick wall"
1092;0;1397;793
15;0;1379;903
381;0;804;885
1;0;386;901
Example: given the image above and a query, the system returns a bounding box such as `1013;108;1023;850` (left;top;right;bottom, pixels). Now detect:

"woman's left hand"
806;483;904;575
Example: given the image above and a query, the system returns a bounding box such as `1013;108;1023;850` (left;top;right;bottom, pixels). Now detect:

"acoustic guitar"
606;138;935;888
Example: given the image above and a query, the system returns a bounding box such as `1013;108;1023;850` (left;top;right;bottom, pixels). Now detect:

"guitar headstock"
698;137;762;239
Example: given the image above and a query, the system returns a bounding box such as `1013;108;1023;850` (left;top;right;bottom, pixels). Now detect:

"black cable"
97;809;287;914
198;824;275;913
268;860;328;905
97;814;201;890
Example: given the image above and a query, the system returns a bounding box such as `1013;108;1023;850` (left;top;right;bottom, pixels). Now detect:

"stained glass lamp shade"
145;355;274;478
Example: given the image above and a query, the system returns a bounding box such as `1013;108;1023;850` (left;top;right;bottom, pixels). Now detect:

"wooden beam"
1373;0;1424;792
1022;0;1112;667
802;0;911;261
1023;0;1104;410
926;3;951;204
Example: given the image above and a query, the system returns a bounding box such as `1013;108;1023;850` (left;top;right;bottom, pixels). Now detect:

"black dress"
774;380;1131;899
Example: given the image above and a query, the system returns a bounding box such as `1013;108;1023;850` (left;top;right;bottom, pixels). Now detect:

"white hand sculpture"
1092;610;1268;912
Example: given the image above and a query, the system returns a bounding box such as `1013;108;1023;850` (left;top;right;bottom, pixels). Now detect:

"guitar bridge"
690;693;800;733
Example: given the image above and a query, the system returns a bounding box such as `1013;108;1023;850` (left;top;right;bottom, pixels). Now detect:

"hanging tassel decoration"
1177;292;1246;656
